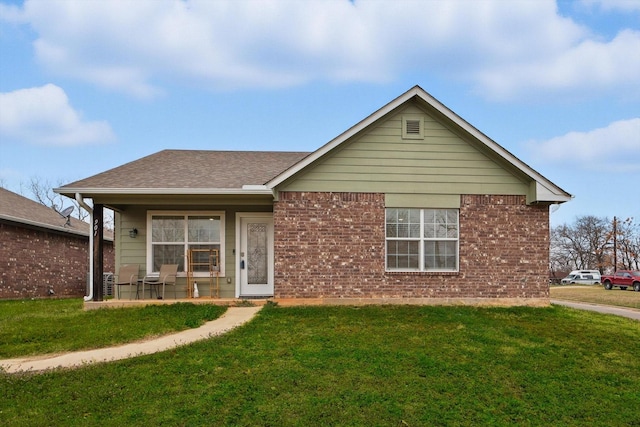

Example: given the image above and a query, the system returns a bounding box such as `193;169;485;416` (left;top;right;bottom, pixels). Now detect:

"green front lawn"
2;303;639;426
0;298;227;358
551;285;640;310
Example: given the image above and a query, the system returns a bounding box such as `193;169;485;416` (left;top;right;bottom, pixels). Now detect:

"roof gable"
276;101;532;198
268;85;571;204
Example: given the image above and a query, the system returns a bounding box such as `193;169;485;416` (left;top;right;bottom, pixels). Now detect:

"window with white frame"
385;208;458;272
148;212;224;275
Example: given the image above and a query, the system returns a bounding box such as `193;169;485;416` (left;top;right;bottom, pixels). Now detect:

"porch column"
92;204;104;301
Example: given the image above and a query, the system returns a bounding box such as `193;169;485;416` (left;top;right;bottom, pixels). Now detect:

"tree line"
551;215;639;275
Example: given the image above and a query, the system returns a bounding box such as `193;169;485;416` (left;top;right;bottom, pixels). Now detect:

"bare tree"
26;176;90;221
577;215;610;272
24;176;114;230
615;217;640;270
550;226;575;272
551;215;640;274
551;216;610;273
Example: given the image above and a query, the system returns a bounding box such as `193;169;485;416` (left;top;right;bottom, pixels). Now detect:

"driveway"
551;299;640;321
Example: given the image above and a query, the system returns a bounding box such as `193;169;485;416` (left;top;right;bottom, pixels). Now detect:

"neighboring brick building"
56;86;571;305
0;188;114;299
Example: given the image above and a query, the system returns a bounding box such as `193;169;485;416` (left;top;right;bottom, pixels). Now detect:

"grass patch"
1;304;639;426
551;285;640;310
0;299;227;358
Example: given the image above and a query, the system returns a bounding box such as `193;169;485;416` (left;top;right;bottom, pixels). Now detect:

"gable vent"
405;119;420;134
402;116;424;139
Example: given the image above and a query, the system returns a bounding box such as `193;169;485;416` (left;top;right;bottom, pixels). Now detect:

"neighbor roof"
56;150;310;196
0;187;92;237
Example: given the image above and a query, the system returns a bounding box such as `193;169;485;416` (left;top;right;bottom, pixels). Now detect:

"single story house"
0;187;114;299
55;86;571;305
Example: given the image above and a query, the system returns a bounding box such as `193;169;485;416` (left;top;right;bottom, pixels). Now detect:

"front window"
149;212;224;275
386;208;459;272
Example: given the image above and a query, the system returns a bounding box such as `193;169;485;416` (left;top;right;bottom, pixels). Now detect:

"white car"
561;270;601;285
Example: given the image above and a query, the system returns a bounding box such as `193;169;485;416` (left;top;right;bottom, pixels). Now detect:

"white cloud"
475;29;640;101
579;0;640;13
0;84;115;146
0;2;25;23
525;118;640;171
6;0;640;100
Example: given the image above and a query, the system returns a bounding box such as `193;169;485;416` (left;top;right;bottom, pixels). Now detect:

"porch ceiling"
88;192;277;211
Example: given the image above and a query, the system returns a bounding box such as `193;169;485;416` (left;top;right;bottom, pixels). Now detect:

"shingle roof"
59;150;310;190
0;187;91;236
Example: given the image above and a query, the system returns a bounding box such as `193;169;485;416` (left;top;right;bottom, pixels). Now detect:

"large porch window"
148;211;225;276
385;208;459;272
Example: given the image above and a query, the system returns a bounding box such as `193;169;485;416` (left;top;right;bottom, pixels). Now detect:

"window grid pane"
424;241;458;271
386;208;459;272
152;244;184;272
188;244;221;272
386;240;419;270
152;216;184;242
151;213;224;275
386;208;420;238
188;216;220;242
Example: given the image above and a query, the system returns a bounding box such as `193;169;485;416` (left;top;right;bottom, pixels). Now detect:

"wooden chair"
114;264;140;300
142;264;178;299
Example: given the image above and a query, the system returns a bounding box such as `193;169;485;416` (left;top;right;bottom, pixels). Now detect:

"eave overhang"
54;186;274;198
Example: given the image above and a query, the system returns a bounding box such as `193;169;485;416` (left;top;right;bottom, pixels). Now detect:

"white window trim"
147;210;225;277
385;208;459;273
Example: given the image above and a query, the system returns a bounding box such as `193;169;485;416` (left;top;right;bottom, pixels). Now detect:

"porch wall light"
129;228;138;238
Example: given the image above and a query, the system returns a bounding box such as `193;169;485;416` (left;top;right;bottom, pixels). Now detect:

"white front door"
237;213;274;297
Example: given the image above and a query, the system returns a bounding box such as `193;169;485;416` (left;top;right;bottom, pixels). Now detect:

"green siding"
385;194;460;208
278;103;529;196
115;209;147;274
115;204;272;299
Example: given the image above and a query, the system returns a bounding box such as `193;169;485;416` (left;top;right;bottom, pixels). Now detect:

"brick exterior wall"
0;222;114;299
273;192;549;302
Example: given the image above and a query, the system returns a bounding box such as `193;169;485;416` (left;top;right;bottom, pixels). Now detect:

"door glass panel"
247;222;268;284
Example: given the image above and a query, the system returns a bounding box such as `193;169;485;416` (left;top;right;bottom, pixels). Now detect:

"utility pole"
613;216;617;272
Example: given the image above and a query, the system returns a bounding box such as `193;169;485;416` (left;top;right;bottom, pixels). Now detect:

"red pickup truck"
601;270;640;292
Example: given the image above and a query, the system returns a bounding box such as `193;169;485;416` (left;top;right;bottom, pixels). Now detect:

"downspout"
75;193;94;302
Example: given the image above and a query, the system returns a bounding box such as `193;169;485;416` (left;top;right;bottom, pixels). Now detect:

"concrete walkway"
3;302;637;374
551;299;640;321
0;306;262;374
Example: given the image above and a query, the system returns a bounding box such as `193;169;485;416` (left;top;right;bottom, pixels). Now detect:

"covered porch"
53;150;309;304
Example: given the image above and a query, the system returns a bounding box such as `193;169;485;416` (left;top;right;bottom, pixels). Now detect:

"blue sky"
0;0;638;226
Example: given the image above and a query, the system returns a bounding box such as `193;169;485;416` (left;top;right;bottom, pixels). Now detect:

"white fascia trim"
411;87;572;200
266;87;421;189
54;187;274;196
241;185;269;191
0;214;89;237
533;182;574;203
